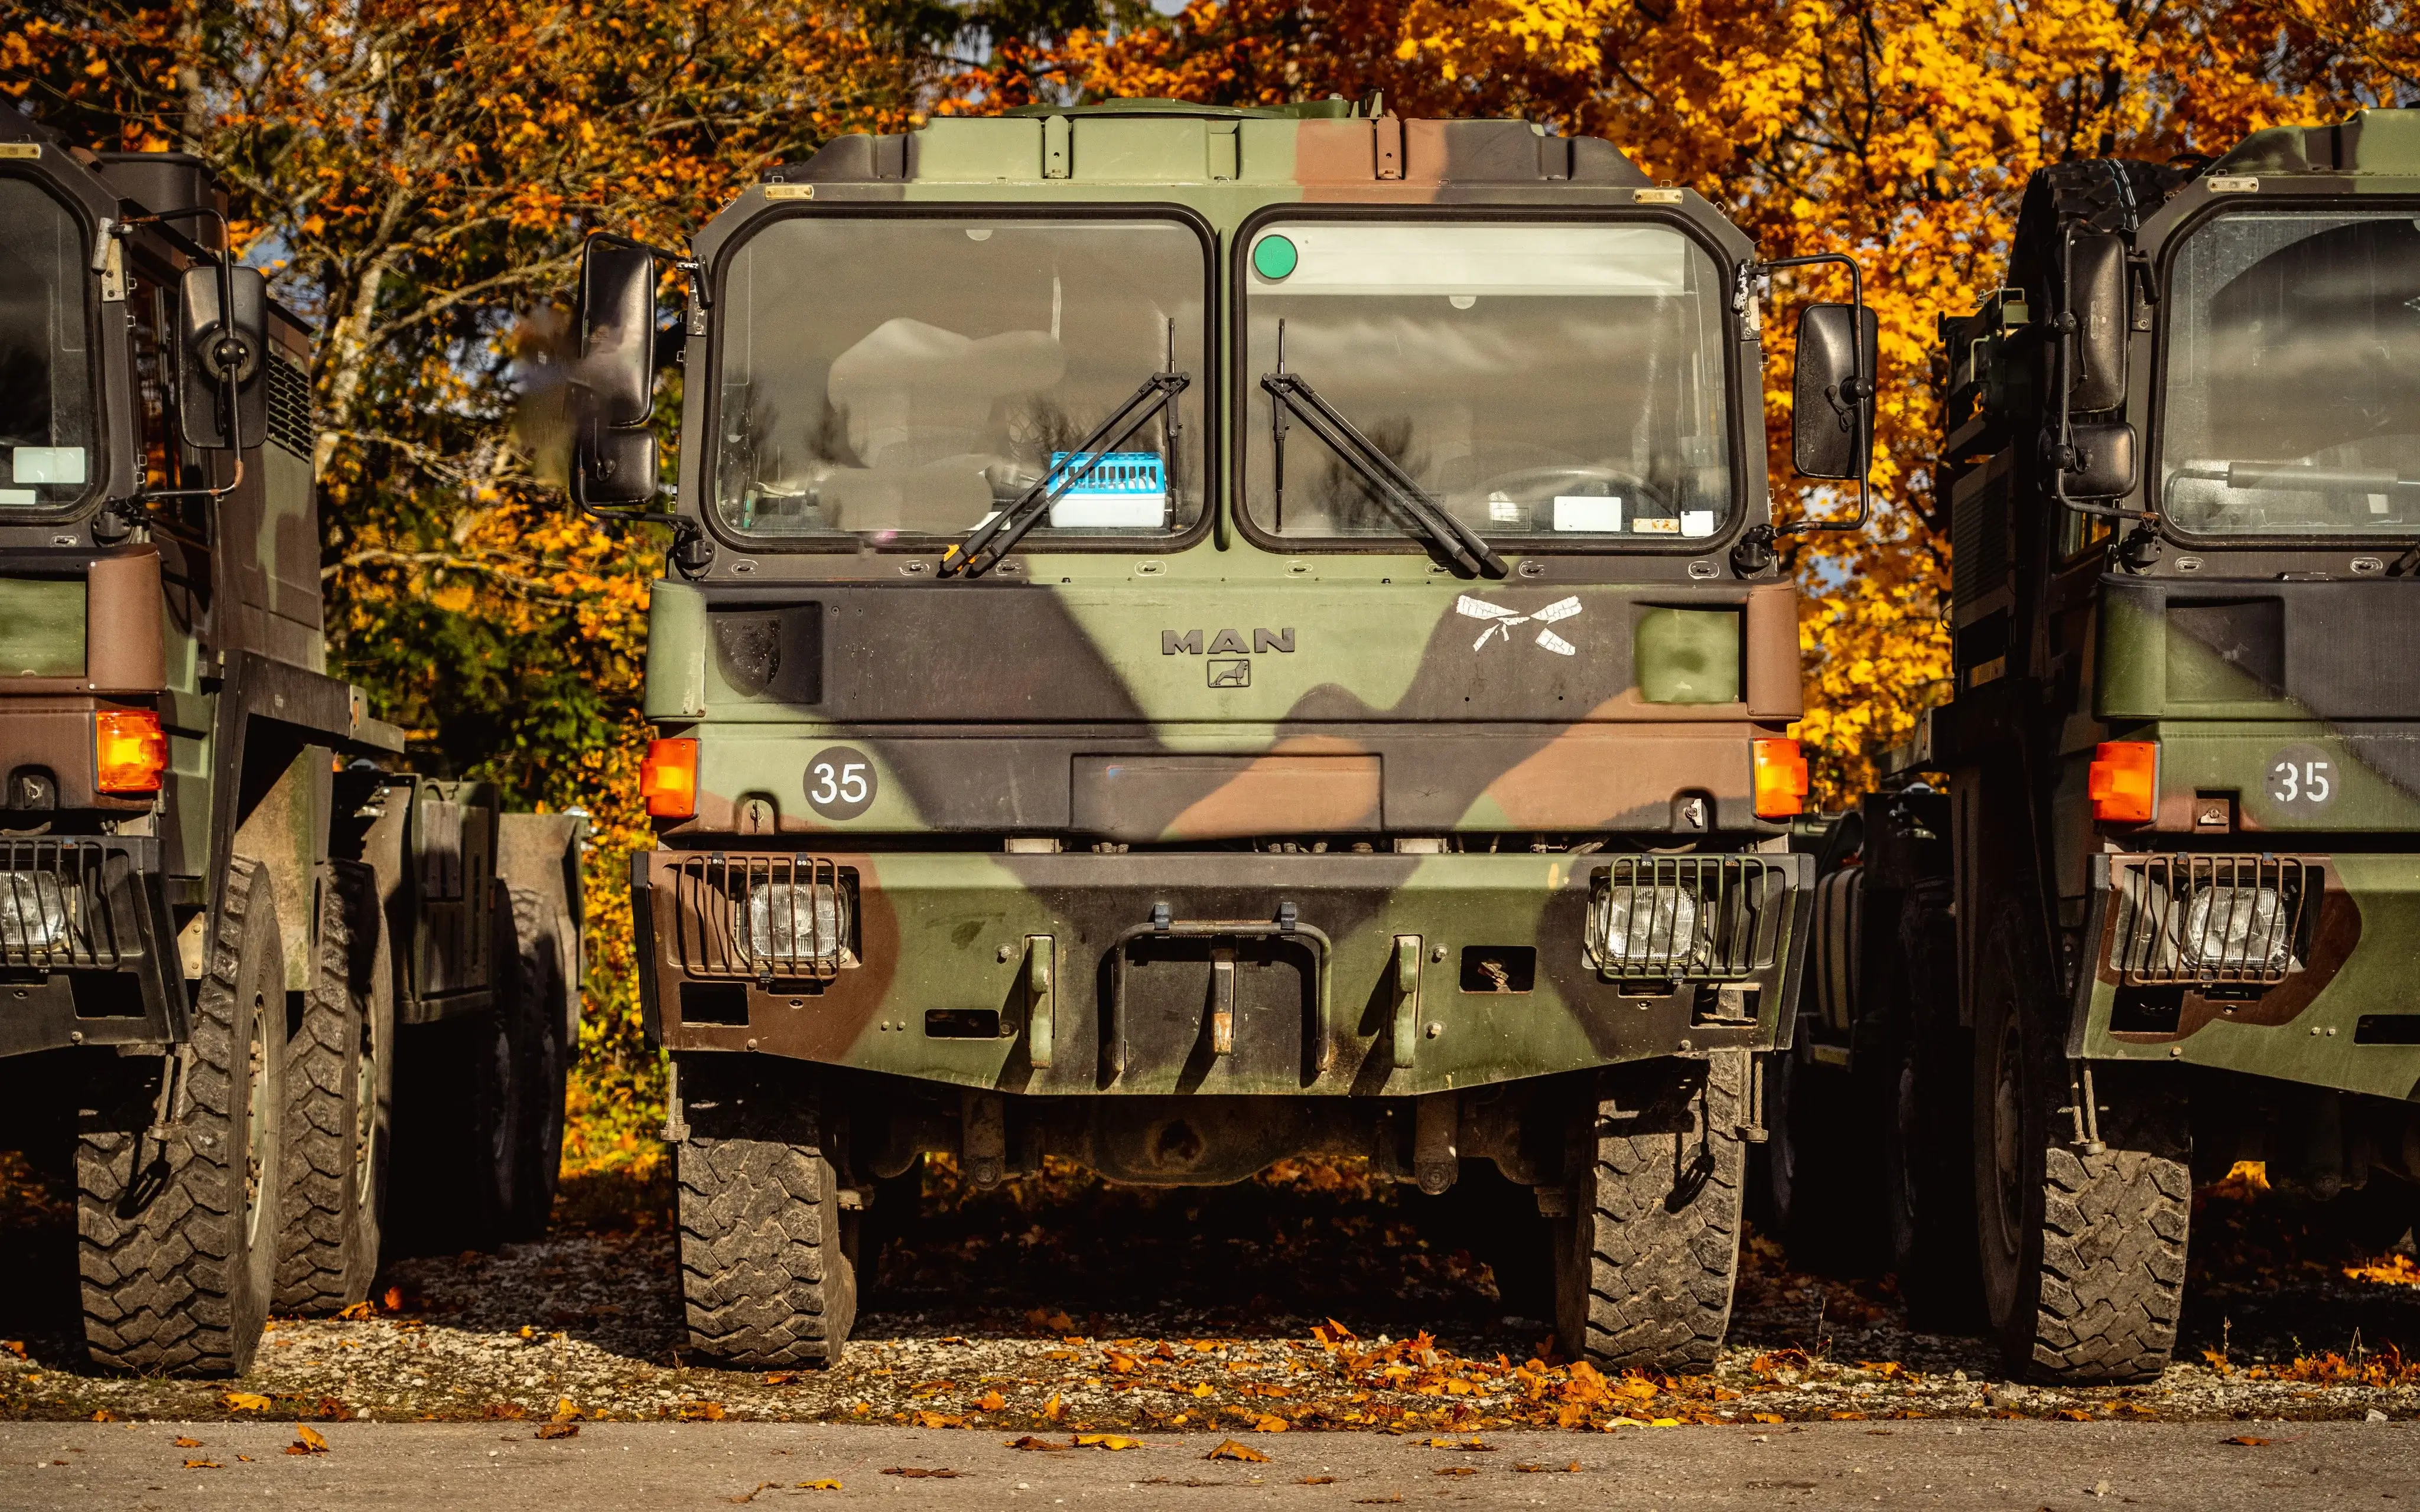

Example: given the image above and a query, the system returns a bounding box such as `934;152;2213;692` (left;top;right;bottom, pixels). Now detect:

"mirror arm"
123;206;253;496
1761;252;1872;537
2048;226;2158;524
569;460;714;577
587;230;708;311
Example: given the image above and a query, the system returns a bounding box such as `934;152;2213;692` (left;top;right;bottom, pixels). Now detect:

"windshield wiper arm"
941;370;1189;579
1260;371;1507;579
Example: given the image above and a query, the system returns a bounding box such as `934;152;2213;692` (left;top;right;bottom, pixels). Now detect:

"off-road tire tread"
2018;1091;2190;1383
1574;1052;1747;1371
78;856;282;1376
676;1067;856;1367
274;861;378;1312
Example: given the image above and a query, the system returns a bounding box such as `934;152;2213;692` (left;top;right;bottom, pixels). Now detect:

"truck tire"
274;861;389;1312
1554;1052;1746;1371
78;856;287;1376
1884;879;1982;1329
503;885;568;1241
1974;903;2189;1383
676;1059;859;1367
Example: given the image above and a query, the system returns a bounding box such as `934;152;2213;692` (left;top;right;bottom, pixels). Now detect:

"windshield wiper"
1260;369;1507;579
941;368;1189;579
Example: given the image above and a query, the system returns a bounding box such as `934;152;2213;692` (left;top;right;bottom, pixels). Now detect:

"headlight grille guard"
2108;853;2317;987
669;853;854;984
1586;855;1787;982
1;838;145;969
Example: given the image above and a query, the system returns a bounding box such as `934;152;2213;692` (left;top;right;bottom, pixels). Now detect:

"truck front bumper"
2075;850;2420;1100
1;836;181;1057
636;846;1812;1095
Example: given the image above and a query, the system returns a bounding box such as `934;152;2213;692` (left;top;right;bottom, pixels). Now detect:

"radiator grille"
669;854;854;982
0;839;141;969
2109;853;2316;986
1587;855;1787;981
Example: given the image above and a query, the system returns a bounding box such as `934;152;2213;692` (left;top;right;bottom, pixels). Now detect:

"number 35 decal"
804;745;878;820
2266;743;2335;811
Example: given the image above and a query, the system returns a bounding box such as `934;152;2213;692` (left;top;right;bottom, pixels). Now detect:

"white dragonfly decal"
1456;594;1583;656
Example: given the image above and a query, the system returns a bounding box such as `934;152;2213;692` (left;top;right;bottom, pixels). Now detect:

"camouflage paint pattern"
637;102;1813;1094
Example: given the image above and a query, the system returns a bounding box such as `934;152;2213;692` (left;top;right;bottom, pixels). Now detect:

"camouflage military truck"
0;118;584;1376
573;97;1876;1369
1777;107;2420;1383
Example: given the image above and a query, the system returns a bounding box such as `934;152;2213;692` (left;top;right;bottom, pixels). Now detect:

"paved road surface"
2;1420;2411;1510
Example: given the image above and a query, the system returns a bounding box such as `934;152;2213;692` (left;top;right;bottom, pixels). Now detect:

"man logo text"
1162;628;1295;656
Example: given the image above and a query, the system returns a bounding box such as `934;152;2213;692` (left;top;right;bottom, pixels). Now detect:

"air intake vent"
266;353;314;459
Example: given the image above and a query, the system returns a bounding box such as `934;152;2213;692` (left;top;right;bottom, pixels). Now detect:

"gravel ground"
3;1155;2417;1431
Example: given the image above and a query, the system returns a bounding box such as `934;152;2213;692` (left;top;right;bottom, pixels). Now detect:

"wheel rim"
1988;1015;2025;1263
489;1021;515;1206
353;1006;379;1208
1888;1049;1921;1258
244;989;272;1245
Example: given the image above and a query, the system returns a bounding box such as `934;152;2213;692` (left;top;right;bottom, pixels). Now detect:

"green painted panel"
1635;607;1739;704
1072;118;1212;183
915;118;1042;183
0;576;84;677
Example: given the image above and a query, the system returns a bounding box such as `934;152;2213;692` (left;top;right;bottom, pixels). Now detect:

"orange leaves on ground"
284;1426;331;1456
2345;1255;2420;1289
2249;1347;2420;1389
1206;1439;1269;1462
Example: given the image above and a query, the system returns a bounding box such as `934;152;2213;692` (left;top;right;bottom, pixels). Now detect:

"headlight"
0;872;74;953
746;880;850;966
2180;884;2291;972
1595;884;1699;966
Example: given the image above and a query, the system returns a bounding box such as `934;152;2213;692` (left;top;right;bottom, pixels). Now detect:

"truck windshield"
0;175;96;511
2160;210;2420;537
1241;221;1733;543
710;215;1206;544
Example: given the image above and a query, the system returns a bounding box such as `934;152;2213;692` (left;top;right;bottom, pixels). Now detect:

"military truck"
1776;107;2420;1383
574;97;1875;1369
0;118;584;1376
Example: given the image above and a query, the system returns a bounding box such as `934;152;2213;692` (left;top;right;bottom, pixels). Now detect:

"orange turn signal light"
2089;741;2158;824
1752;737;1810;819
640;737;699;818
95;710;168;794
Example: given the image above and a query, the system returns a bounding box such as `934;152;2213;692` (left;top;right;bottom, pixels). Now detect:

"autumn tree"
6;0;943;1166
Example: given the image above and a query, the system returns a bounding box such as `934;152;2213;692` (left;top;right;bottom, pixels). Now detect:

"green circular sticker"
1252;234;1299;281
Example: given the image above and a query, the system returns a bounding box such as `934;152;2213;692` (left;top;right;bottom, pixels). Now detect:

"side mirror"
2062;421;2139;498
1791;303;1877;481
2065;233;2128;412
573;237;662;507
177;265;268;451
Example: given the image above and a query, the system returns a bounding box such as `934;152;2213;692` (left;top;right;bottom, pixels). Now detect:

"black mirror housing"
1792;303;1877;481
2063;421;2139;498
580;427;659;510
578;239;658;428
573;238;662;508
177;265;268;451
2066;233;2128;412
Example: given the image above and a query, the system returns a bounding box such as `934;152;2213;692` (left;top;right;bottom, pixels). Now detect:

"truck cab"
0;119;583;1376
590;99;1868;1369
1786;107;2420;1384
